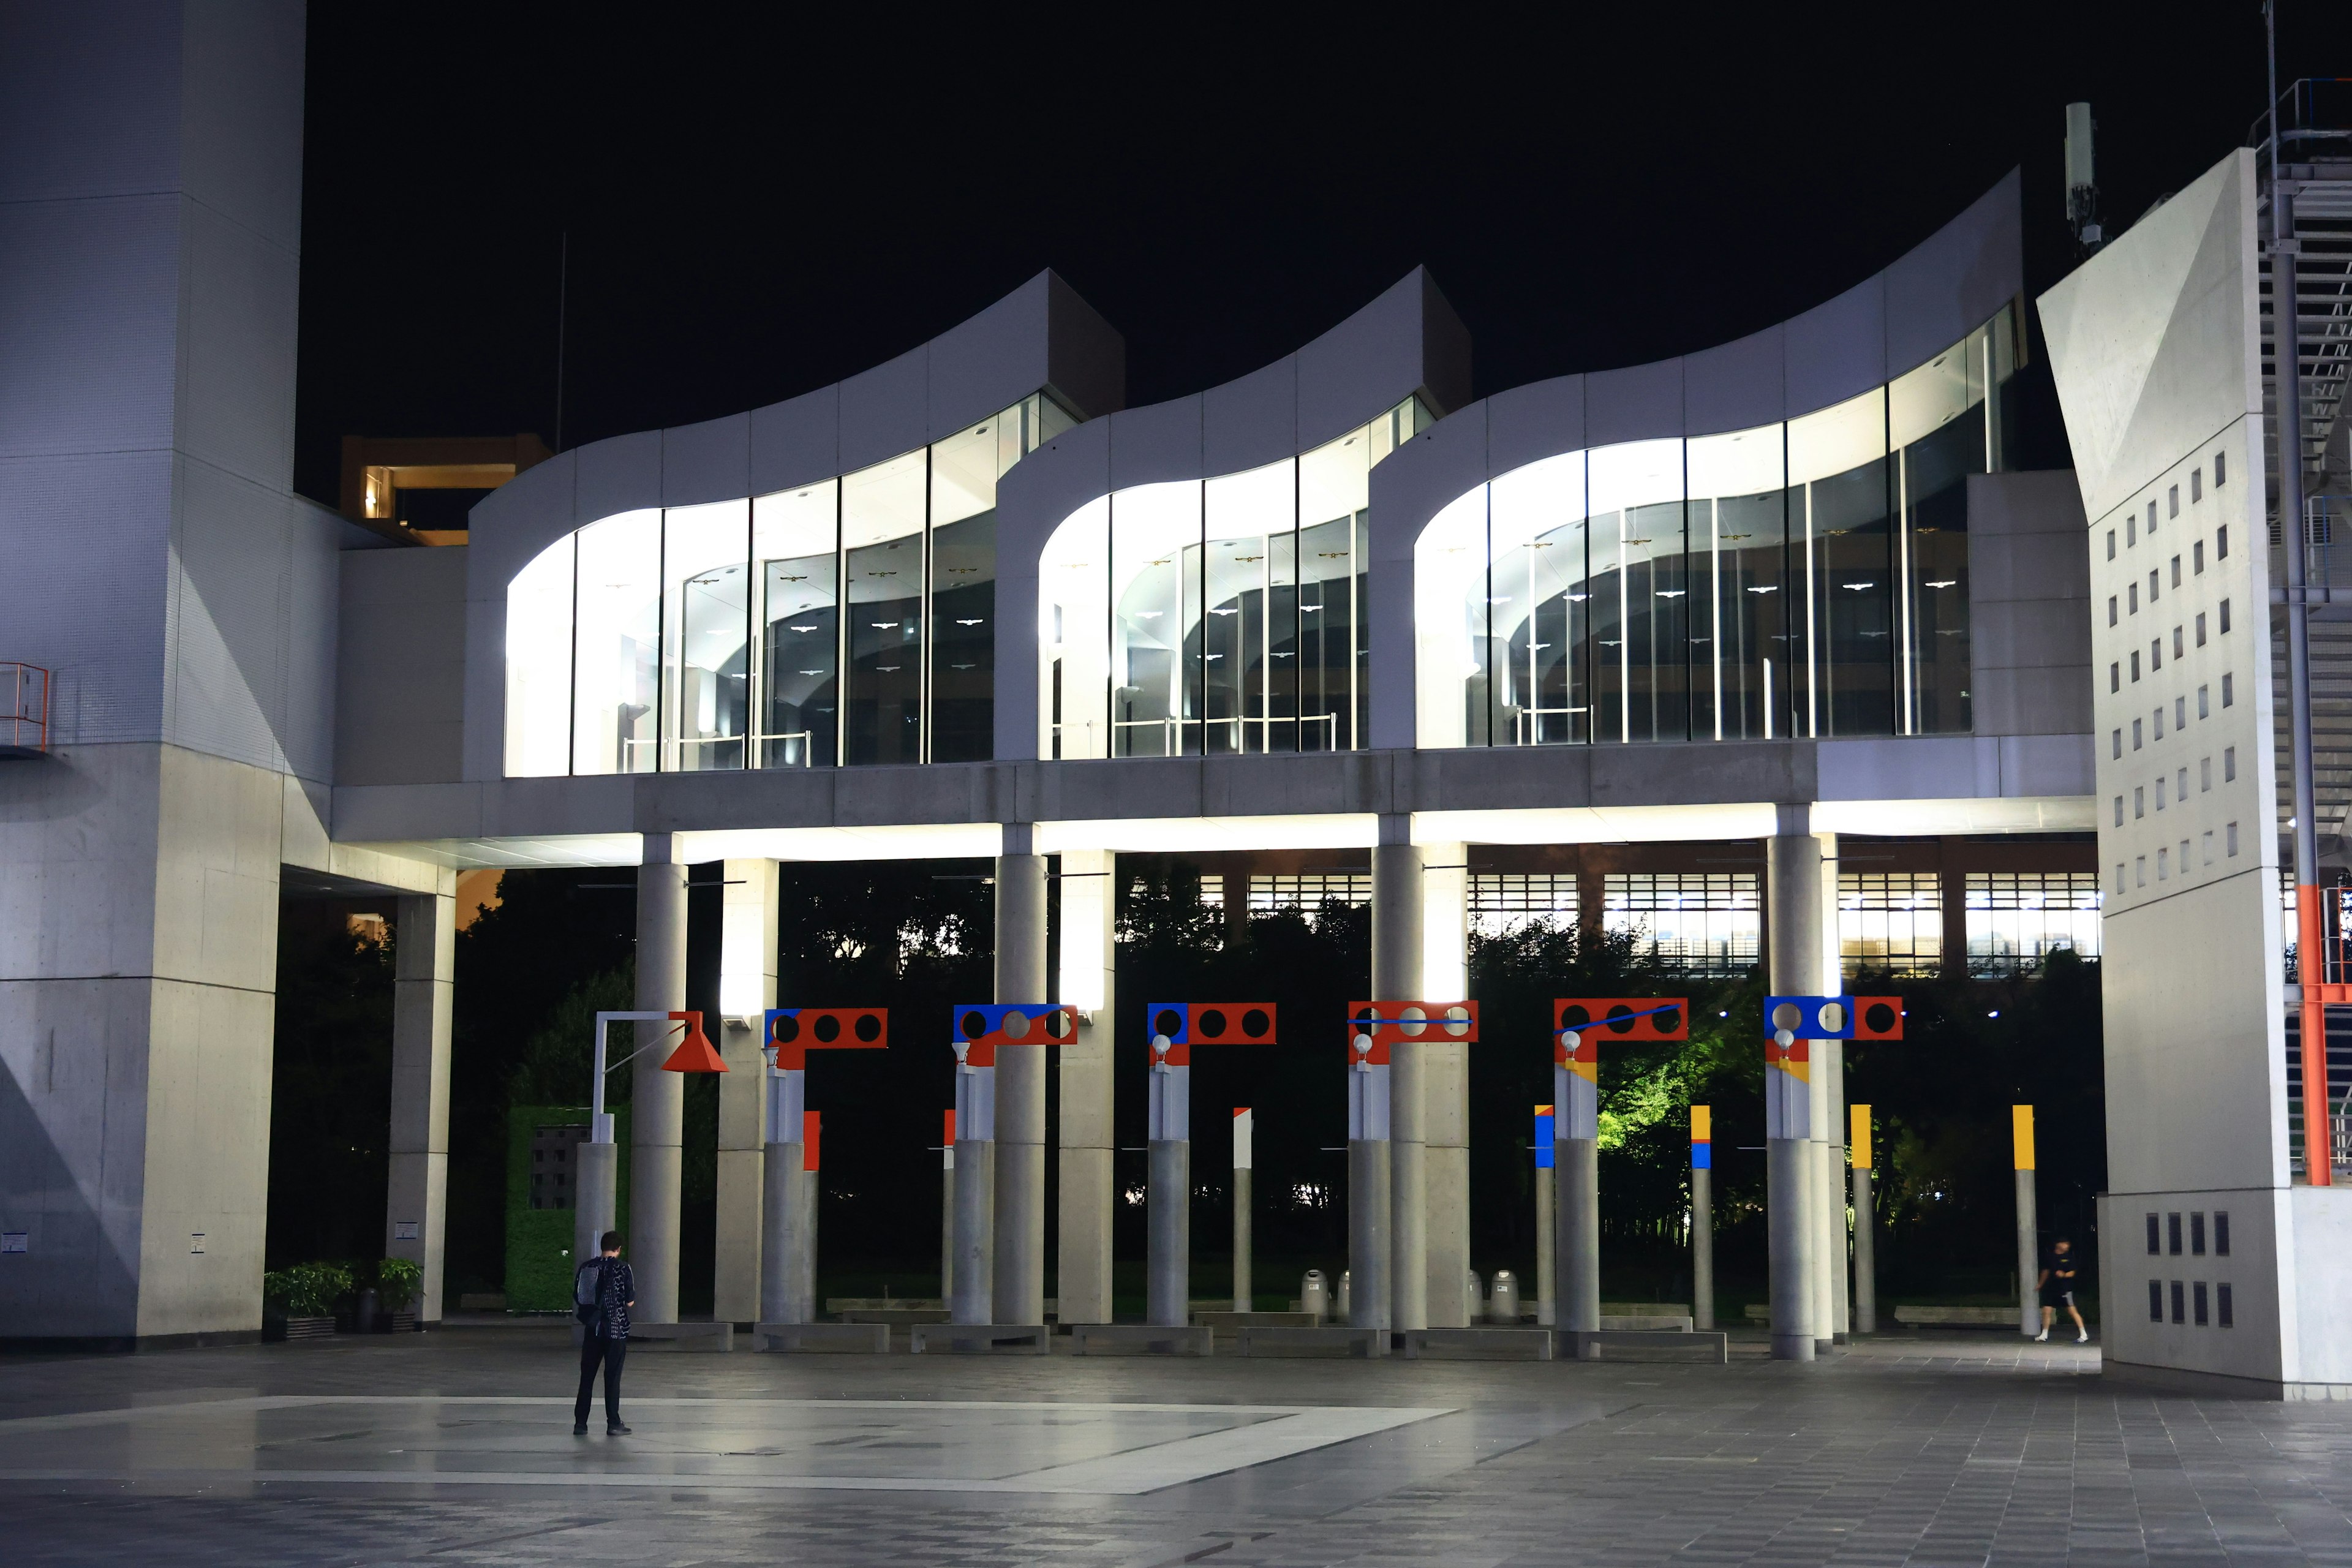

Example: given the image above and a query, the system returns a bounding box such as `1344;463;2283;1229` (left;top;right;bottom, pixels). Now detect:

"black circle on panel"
854;1012;881;1042
1154;1008;1183;1038
1864;1001;1897;1035
773;1014;801;1044
1046;1008;1072;1039
1606;1005;1636;1033
1654;1007;1681;1036
813;1014;842;1043
1242;1008;1271;1039
1352;1006;1378;1036
1199;1008;1228;1039
1560;1004;1591;1030
960;1009;989;1040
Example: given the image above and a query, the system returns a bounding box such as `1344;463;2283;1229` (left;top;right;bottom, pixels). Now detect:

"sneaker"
2076;1330;2089;1344
573;1422;587;1435
2034;1329;2048;1341
606;1423;631;1435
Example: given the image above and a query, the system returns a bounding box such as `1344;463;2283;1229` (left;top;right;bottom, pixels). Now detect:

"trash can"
1489;1270;1520;1324
1301;1269;1330;1323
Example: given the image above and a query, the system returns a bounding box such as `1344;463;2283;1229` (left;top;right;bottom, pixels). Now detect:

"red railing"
1;663;50;754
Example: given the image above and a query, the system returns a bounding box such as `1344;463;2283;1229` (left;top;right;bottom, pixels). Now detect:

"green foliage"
505;970;638;1108
505;1103;629;1312
373;1257;423;1311
262;1261;353;1317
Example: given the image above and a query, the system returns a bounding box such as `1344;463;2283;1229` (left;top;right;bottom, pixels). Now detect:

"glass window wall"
502;393;1061;777
1417;307;2015;751
1046;398;1423;760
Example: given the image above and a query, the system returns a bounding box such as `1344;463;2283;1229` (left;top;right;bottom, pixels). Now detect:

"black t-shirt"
2045;1249;2078;1285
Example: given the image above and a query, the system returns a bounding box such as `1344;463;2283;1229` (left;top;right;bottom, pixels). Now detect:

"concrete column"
1232;1163;1253;1313
576;1141;618;1280
1765;812;1820;1361
1556;1136;1601;1332
1815;834;1844;1347
385;886;455;1322
1851;1161;1877;1335
940;1124;955;1303
1346;1137;1390;1331
992;835;1048;1325
714;859;778;1327
631;837;688;1324
1420;842;1471;1327
1534;1162;1556;1326
951;1137;994;1324
1373;817;1426;1332
1147;1139;1189;1325
2013;1106;2039;1337
1055;848;1116;1325
1691;1164;1715;1330
760;1140;804;1324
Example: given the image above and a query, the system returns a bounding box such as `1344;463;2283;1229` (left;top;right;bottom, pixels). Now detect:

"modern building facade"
3;2;2342;1391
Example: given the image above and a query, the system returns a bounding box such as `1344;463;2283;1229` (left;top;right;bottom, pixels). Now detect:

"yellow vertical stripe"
2012;1104;2035;1171
1691;1104;1711;1142
1849;1102;1871;1170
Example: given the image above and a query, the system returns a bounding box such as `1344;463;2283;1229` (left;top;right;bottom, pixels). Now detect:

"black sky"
290;2;2334;507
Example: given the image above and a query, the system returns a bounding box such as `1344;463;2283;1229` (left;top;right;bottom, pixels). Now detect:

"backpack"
574;1258;603;1325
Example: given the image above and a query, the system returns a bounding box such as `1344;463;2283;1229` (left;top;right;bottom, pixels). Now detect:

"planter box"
280;1316;335;1342
387;1310;418;1333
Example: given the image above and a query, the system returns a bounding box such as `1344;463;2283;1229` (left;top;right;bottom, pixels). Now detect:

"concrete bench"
1892;1305;2022;1327
1401;1327;1554;1360
1562;1329;1728;1363
908;1323;1050;1355
1068;1323;1212;1356
755;1322;890;1354
1602;1314;1695;1332
626;1321;734;1352
1234;1324;1388;1358
1192;1310;1320;1332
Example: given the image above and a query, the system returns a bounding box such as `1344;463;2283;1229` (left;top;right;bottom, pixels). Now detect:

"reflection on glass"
754;480;838;767
572;509;662;774
1110;481;1197;757
1418;312;2016;750
843;451;926;766
505;534;575;776
930;417;1005;764
1203;460;1289;753
1042;497;1109;758
662;500;750;771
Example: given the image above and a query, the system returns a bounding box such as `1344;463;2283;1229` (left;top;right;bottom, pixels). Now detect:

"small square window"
2149;1280;2165;1321
2227;821;2240;856
2171;556;2182;587
2154;706;2165;739
2168;1213;2182;1254
2130;582;2140;613
2218;1283;2234;1327
2203;829;2215;863
2109;596;2118;627
2192;470;2203;502
2132;652;2142;682
2169;484;2180;518
2179;837;2190;870
2218;524;2229;558
2195;540;2206;573
2196;612;2207;646
2199;685;2210;718
2146;1213;2162;1254
2108;530;2117;560
2134;786;2145;819
2147;501;2158;533
2151;639;2163;671
2171;1279;2185;1323
2223;672;2234;707
2114;796;2125;827
2157;777;2167;809
2201;756;2212;790
2173;627;2184;659
2177;765;2188;797
2193;1280;2209;1325
2174;696;2186;726
2111;663;2120;693
2158;848;2169;880
2191;1212;2206;1255
2136;856;2147;887
2115;863;2126;894
2215;1212;2230;1256
2149;569;2160;602
2215;451;2227;486
2220;599;2231;634
2113;729;2124;759
2133;718;2144;749
2130;514;2139;545
2224;745;2236;780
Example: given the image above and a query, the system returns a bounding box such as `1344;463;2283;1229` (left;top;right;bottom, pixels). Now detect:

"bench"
625;1321;734;1352
755;1322;890;1354
1561;1329;1728;1363
1234;1324;1388;1358
1068;1323;1213;1356
1401;1327;1554;1360
908;1323;1050;1355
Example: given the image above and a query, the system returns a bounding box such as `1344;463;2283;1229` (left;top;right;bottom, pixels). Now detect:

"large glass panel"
1301;422;1384;752
753;480;838;767
1202;459;1293;754
661;500;750;771
571;509;662;774
1110;481;1199;756
1589;440;1686;742
1491;452;1588;745
1891;336;1985;735
1039;497;1109;758
842;452;927;765
1789;390;1892;736
1414;486;1488;749
505;534;575;777
1687;424;1789;741
929;417;1003;763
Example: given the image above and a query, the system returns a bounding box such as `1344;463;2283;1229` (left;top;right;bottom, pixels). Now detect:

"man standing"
2034;1236;2088;1343
575;1231;636;1435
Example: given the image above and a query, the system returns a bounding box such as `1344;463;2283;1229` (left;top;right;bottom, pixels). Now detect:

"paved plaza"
5;1328;2352;1565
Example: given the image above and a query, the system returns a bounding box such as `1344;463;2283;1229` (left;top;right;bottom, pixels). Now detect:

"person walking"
2034;1235;2088;1343
574;1230;636;1435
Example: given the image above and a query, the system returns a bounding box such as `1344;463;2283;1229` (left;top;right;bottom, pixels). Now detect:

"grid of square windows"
1602;873;1758;978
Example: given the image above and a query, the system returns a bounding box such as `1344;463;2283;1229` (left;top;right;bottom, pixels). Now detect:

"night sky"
289;4;2331;507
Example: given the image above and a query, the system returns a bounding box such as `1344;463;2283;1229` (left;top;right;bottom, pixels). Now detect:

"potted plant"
262;1262;351;1342
376;1258;424;1333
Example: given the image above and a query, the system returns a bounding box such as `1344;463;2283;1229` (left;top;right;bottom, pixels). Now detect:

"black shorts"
2041;1284;2075;1309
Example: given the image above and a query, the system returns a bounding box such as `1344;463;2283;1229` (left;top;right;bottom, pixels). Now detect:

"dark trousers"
575;1332;625;1427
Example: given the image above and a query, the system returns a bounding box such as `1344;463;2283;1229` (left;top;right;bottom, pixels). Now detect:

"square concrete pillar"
385;885;456;1322
713;859;777;1325
1056;848;1116;1325
1420;842;1471;1326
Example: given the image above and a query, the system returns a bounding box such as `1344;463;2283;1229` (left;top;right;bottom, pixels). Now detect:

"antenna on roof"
2064;103;2103;255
